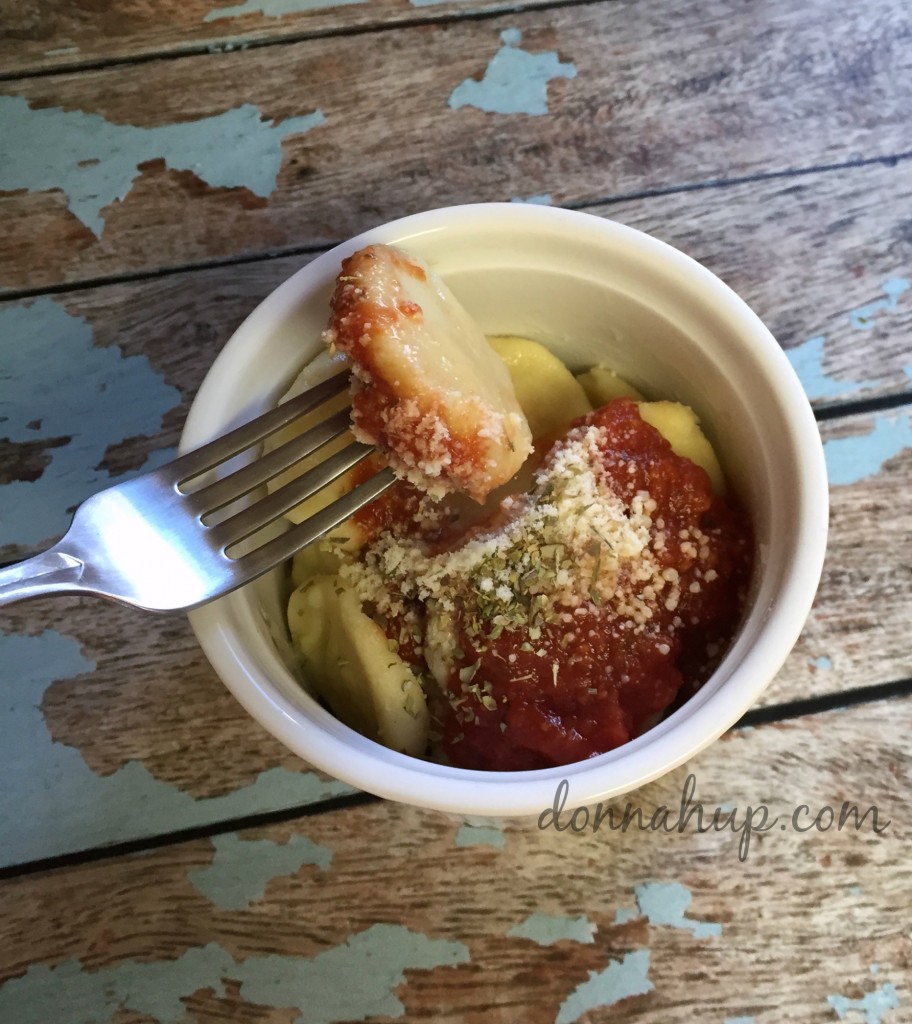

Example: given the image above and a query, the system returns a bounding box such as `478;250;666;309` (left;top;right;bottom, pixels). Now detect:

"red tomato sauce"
364;399;753;771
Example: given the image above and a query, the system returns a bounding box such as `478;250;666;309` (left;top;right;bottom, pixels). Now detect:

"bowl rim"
185;202;829;817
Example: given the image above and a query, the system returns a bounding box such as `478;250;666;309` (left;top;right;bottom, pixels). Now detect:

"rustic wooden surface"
1;699;908;1022
1;0;562;77
3;0;912;291
1;0;910;1020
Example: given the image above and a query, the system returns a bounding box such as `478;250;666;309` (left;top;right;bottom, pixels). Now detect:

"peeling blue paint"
612;882;721;936
724;1017;756;1024
634;881;722;939
0;925;470;1024
828;982;899;1024
448;29;576;116
205;0;367;23
187;833;333;909
0;630;351;868
784;333;912;402
785;275;911;402
0;947;235;1024
0;298;181;549
850;885;863;896
823;411;912;486
848;277;909;330
455;818;505;848
239;924;470;1021
786;335;856;402
555;949;652;1023
0;94;325;236
507;912;595;946
812;655;833;670
511;193;553;205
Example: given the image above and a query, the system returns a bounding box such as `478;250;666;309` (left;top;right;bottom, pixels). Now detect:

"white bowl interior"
184;204;828;816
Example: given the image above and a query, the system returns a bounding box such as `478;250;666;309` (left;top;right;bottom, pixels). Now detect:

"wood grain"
3;597;308;798
3;0;912;290
0;0;550;77
0;697;908;1022
760;409;912;705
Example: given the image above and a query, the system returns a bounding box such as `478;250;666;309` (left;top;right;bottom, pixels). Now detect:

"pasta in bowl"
183;204;827;815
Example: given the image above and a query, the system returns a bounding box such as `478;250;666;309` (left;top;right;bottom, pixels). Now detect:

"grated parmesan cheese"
339;423;684;635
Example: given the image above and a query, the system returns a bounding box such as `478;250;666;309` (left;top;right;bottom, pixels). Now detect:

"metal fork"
0;372;394;612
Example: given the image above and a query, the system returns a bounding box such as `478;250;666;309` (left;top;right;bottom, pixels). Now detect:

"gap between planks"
1;680;909;883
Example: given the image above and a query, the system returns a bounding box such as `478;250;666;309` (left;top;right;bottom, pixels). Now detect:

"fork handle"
0;548;87;607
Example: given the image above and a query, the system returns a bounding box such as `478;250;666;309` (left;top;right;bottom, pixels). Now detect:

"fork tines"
170;370;389;559
173;371;351;487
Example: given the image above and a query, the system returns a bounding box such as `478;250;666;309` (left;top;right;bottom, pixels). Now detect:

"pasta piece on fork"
323;244;533;503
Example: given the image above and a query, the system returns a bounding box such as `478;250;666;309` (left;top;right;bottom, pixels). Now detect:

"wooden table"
1;1;910;1020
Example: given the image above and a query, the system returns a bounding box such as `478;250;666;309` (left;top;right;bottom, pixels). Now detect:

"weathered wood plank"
760;407;912;706
0;598;352;870
2;0;911;291
2;0;549;77
0;697;907;1022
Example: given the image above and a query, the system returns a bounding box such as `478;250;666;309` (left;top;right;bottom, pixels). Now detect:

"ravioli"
323;244;533;502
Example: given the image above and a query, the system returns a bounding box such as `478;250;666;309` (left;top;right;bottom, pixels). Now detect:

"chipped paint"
824;411;912;486
455;818;505;848
784;333;912;402
0;630;351;867
0;925;469;1024
205;0;367;23
634;881;722;938
0;947;235;1024
785;275;911;402
449;29;576;116
848;277;909;330
507;912;596;946
613;906;638;924
812;655;833;670
239;924;469;1021
0;95;325;236
828;982;899;1024
786;272;912;403
724;1017;756;1024
0;298;181;549
511;193;553;205
187;833;333;909
786;335;857;402
611;881;721;936
555;949;652;1023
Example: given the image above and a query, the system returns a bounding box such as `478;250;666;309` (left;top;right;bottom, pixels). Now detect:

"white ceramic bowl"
183;203;828;817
